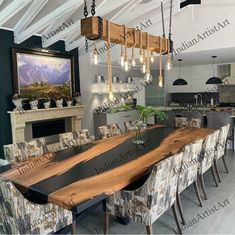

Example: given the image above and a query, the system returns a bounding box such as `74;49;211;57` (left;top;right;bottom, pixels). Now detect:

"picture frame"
12;48;75;98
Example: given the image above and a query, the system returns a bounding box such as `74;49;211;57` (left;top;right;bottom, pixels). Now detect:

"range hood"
218;64;235;84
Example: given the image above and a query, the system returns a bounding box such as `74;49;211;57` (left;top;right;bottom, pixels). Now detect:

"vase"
29;100;38;110
67;101;73;107
132;121;147;145
74;96;81;106
55;99;63;108
12;99;23;111
43;101;50;109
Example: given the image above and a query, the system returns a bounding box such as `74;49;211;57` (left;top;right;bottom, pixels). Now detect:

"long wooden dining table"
0;125;215;233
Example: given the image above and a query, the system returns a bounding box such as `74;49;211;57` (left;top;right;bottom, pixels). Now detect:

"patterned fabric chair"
98;124;122;139
207;111;234;149
189;118;201;128
175;117;189;128
3;138;49;164
124;120;138;132
59;129;92;150
181;111;204;127
214;124;230;181
176;139;203;225
198;130;220;200
0;177;72;234
105;153;184;234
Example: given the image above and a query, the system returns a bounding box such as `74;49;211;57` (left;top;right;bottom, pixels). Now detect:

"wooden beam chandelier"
81;0;173;92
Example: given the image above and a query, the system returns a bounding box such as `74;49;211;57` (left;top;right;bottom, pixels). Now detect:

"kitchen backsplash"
171;92;219;105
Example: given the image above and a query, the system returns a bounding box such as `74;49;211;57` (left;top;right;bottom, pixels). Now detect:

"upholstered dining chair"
198;130;220;200
214;124;230;182
207;111;234;149
59;129;92;150
105;152;184;235
176;139;203;225
181;111;204;128
124;120;137;132
175;117;189;128
0;176;72;234
98;124;122;139
3;138;49;164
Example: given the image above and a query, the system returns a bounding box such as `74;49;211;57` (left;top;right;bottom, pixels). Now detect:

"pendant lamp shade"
173;59;188;86
206;56;222;84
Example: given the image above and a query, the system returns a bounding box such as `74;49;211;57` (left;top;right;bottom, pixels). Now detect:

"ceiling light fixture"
205;56;222;84
173;59;188;86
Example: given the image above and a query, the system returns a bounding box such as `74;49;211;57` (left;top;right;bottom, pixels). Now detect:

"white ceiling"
0;0;235;67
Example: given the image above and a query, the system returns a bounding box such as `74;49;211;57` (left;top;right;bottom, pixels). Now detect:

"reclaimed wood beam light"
81;16;170;53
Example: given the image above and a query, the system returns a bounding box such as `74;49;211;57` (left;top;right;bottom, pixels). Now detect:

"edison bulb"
93;53;98;65
109;91;114;100
158;76;164;87
120;53;125;67
144;73;153;82
131;58;136;67
141;64;146;74
124;60;130;72
139;50;144;64
166;58;172;70
150;52;154;63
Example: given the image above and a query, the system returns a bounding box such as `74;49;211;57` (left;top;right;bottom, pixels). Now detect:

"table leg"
72;212;77;234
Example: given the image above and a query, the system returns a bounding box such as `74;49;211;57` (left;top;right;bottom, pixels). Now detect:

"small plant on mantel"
63;95;73;107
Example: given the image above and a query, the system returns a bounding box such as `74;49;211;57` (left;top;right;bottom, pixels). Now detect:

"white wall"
79;53;147;135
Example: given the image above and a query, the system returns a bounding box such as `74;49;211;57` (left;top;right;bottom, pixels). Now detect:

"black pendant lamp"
173;59;188;86
206;56;222;84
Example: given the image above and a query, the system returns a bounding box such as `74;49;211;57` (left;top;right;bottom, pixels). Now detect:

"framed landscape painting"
12;48;75;97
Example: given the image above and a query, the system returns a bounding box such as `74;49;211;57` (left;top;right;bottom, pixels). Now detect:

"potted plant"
11;94;25;113
132;105;167;144
28;94;38;110
73;92;81;106
41;95;51;109
51;92;63;108
64;95;73;107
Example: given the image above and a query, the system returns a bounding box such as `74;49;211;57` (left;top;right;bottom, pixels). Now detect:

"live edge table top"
0;126;215;212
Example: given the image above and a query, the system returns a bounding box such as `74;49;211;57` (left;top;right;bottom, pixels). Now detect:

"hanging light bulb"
124;59;130;72
141;62;146;74
139;50;144;64
120;45;125;67
144;73;153;82
166;57;172;71
132;57;136;67
150;51;154;63
90;42;99;65
109;91;114;100
131;47;136;67
158;75;163;87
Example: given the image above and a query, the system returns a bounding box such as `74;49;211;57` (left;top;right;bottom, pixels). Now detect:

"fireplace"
8;106;84;143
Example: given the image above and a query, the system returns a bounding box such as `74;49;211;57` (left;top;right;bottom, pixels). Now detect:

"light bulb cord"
107;21;112;93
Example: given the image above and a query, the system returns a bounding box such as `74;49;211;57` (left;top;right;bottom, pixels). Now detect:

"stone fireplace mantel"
8;106;84;143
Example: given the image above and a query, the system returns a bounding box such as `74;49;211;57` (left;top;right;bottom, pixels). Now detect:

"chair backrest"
175;117;189;128
132;152;183;224
124;120;134;132
3;138;48;164
59;129;92;150
157;110;176;126
0;176;30;234
181;111;204;128
207;111;233;129
178;139;203;194
98;124;122;139
199;130;220;175
216;124;230;160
